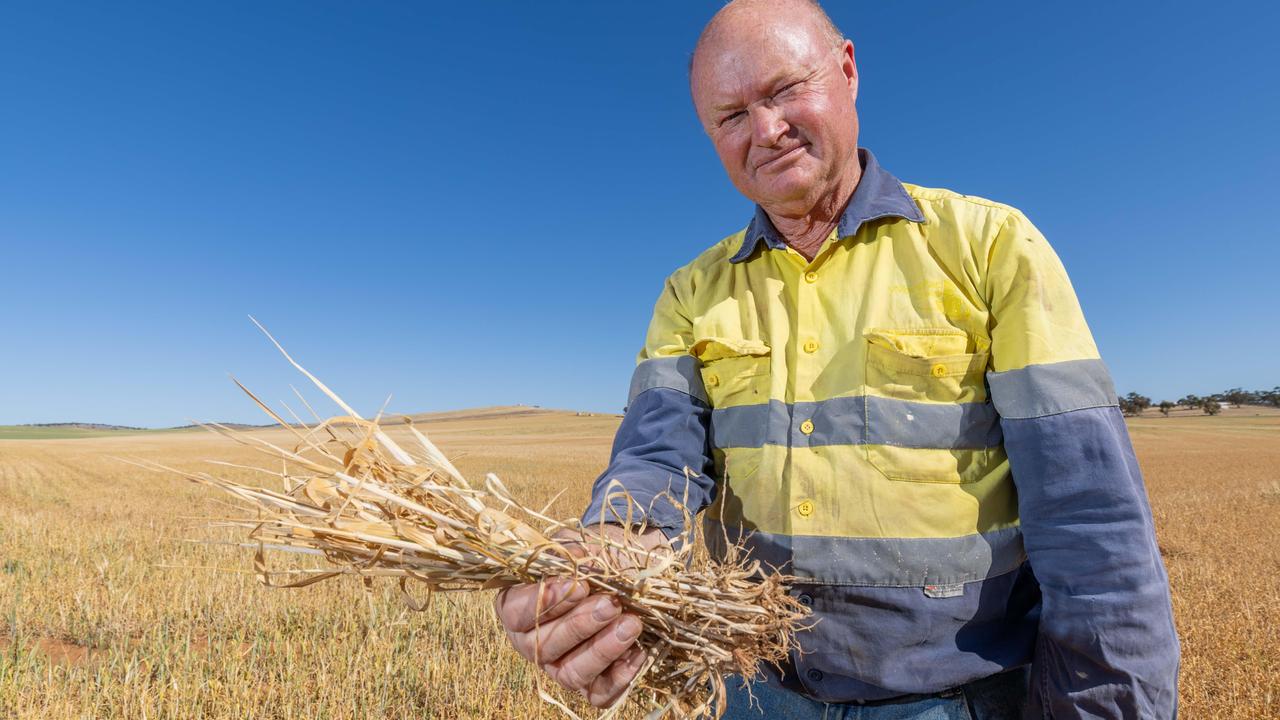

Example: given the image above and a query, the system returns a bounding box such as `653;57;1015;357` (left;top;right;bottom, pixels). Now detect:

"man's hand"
493;526;668;707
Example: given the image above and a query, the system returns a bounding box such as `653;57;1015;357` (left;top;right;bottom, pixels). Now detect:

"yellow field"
1;407;1276;718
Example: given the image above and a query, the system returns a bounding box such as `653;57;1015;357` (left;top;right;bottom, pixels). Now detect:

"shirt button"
807;668;824;683
797;593;814;607
796;500;814;517
800;419;814;434
804;271;818;284
803;340;818;354
930;363;948;378
706;374;720;387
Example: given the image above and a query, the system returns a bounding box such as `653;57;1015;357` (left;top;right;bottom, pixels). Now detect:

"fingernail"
614;616;641;642
592;596;619;622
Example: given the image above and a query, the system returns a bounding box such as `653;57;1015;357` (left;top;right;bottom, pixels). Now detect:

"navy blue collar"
729;148;925;264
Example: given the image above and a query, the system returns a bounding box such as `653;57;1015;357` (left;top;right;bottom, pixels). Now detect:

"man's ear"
840;39;858;103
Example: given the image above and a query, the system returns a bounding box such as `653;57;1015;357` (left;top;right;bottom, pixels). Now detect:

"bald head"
686;0;861;216
690;0;843;79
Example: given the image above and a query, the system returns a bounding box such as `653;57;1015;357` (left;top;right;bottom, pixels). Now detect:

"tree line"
1117;387;1280;417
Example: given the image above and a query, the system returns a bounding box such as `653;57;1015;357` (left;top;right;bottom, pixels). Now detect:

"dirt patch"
0;635;102;665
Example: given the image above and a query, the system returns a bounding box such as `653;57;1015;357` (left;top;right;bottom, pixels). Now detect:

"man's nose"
749;104;788;147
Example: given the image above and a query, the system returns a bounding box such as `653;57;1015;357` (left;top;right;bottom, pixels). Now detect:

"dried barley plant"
153;322;810;720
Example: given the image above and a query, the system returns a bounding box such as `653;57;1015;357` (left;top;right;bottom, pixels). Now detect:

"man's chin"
748;177;816;208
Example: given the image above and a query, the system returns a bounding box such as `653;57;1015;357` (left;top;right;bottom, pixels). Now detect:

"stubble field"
1;406;1276;719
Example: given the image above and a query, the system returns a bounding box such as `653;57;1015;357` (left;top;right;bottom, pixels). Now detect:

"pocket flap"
867;342;989;378
691;337;771;363
864;328;986;357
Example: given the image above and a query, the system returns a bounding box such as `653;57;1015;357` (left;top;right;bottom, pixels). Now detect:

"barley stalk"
152;322;810;719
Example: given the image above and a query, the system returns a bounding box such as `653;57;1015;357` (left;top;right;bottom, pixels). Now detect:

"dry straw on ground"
2;401;1278;717
151;325;809;720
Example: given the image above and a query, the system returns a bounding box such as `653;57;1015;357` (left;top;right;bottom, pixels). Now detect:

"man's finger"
585;645;647;708
545;613;642;693
495;578;588;633
515;594;622;665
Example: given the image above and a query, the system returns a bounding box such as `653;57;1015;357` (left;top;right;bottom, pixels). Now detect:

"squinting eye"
722;111;745;126
775;82;800;99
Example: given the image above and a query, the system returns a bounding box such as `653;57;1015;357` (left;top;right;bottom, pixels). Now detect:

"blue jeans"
719;668;1028;720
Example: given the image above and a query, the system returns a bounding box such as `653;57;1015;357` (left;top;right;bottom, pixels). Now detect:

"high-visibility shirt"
582;149;1179;716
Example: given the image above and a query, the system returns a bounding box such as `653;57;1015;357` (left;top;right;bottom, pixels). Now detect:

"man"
495;1;1181;717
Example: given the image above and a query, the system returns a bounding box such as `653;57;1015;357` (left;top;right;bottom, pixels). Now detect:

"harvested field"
1;406;1276;718
1125;410;1280;716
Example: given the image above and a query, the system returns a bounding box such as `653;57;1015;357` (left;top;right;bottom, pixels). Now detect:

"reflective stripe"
704;519;1026;587
987;358;1117;419
709;396;1001;449
864;396;1001;448
627;355;707;406
709;402;773;448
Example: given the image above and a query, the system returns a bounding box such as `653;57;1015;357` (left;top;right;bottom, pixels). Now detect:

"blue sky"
2;1;1276;427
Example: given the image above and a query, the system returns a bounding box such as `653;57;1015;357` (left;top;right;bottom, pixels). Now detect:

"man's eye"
721;111;745;126
775;82;801;99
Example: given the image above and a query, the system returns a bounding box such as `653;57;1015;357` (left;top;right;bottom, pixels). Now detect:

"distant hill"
0;406;617;440
164;422;274;431
0;420;273;440
0;424;154;440
20;422;148;431
390;405;616;424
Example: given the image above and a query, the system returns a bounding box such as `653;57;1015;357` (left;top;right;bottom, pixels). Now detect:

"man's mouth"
755;143;809;170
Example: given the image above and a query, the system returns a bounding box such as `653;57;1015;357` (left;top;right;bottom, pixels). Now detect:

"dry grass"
1;407;1276;718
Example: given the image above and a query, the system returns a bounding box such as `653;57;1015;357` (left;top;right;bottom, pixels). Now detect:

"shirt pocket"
692;337;771;410
862;328;1000;483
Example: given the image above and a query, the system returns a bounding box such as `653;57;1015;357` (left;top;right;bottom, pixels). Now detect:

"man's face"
691;21;859;211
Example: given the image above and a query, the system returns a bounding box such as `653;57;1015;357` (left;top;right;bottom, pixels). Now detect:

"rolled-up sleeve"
581;277;716;538
983;210;1180;719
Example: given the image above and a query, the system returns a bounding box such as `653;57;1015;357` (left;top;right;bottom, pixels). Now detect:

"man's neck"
761;155;863;262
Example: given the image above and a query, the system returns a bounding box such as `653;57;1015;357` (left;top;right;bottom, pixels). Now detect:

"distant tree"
1260;388;1271;403
1203;399;1223;416
1121;392;1152;416
1224;387;1249;407
1158;401;1174;417
1179;394;1202;410
1268;387;1280;408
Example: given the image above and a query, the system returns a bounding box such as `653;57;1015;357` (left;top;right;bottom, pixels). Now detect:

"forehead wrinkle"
691;3;839;125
